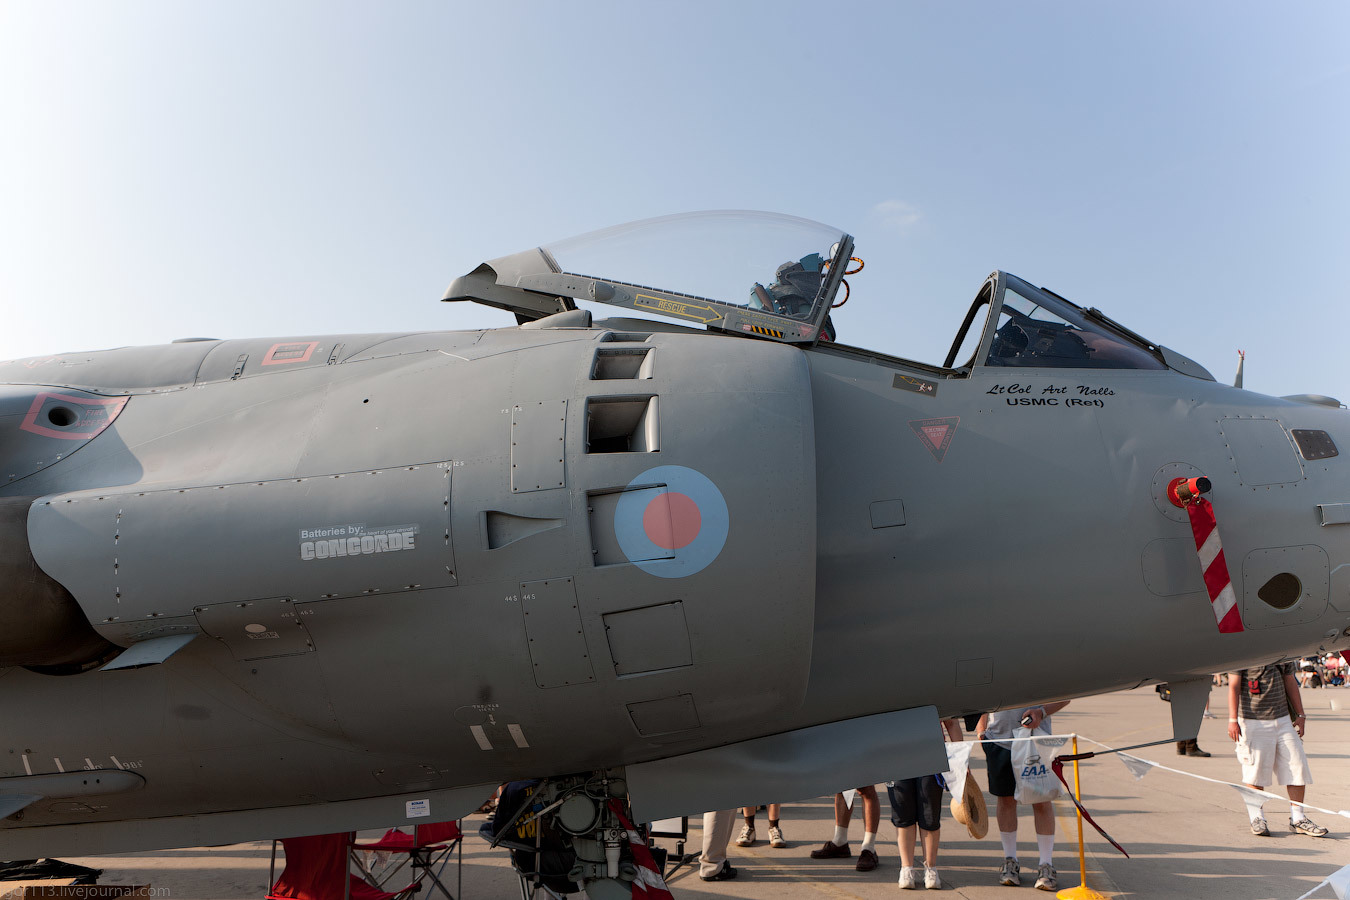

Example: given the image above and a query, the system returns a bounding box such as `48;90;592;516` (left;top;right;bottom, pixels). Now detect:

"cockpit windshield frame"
981;274;1167;371
443;211;854;346
936;271;1168;375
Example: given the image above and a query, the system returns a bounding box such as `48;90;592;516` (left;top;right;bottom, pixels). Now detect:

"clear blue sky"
3;2;1347;398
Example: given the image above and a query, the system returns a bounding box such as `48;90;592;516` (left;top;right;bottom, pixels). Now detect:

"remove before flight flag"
607;800;674;900
1185;496;1245;633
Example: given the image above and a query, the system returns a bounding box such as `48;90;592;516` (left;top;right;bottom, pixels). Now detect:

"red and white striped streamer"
1184;497;1244;633
607;800;675;900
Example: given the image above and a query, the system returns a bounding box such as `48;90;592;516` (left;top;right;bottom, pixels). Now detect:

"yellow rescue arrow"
634;293;723;324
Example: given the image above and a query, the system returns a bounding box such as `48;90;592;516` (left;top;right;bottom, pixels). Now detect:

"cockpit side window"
944;281;996;371
986;283;1165;370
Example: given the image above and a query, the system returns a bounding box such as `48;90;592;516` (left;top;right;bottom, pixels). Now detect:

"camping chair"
267;832;401;900
647;816;695;880
351;821;463;900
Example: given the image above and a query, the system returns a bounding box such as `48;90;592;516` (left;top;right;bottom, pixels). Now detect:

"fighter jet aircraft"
2;211;1347;897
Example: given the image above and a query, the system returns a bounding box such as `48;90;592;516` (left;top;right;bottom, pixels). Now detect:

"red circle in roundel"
642;492;702;550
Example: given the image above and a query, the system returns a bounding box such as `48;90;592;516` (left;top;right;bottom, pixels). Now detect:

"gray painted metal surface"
627;707;948;822
1;214;1348;883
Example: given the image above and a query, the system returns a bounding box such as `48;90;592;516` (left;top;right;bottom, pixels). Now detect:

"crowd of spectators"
693;654;1337;891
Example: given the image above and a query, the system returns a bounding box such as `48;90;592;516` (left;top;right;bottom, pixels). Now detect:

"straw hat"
950;772;989;839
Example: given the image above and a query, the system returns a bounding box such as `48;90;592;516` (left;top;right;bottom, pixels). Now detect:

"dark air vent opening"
484;511;564;549
1292;429;1339;461
586;397;659;453
591;348;654;380
1258;572;1302;610
47;407;77;427
599;332;653;343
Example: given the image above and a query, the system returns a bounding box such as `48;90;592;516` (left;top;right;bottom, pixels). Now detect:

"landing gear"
485;770;662;900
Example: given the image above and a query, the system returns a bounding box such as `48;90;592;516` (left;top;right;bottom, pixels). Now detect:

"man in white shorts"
1227;661;1328;837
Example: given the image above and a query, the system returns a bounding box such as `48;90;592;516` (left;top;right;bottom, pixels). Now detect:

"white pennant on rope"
1232;784;1269;822
1328;863;1350;900
943;742;973;805
1291;862;1350;900
841;789;858;811
1118;753;1156;782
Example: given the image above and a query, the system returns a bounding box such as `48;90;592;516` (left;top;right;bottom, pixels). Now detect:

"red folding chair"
351;821;463;900
267;832;399;900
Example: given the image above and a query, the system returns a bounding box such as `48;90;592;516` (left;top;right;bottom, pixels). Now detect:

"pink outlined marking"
20;392;128;440
261;341;319;366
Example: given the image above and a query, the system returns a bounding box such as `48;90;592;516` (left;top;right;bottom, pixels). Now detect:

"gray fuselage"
1;318;1346;855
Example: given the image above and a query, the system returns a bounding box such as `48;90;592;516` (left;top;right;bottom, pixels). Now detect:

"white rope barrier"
936;731;1350;898
940;732;1349;819
1074;734;1350;822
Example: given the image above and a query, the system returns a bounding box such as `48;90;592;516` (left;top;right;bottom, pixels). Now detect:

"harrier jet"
2;211;1346;897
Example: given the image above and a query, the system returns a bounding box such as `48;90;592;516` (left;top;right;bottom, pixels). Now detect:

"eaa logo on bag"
1021;755;1047;778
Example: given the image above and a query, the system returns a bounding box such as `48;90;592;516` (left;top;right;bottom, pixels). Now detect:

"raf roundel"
614;465;730;578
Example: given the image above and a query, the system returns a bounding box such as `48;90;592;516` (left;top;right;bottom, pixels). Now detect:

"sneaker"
736;823;756;847
1251;816;1270;836
855;848;879;872
810;840;851;859
768;825;787;848
998;857;1020;886
924;865;942;889
701;863;737;882
898;866;918;889
1291;818;1329;837
1034;863;1057;891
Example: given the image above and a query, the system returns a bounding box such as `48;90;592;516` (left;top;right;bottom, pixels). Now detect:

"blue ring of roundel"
614;465;730;578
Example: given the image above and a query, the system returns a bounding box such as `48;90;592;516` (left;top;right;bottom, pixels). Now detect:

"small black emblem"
893;373;938;397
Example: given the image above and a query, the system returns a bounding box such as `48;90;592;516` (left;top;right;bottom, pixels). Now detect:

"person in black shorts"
889;718;962;889
977;702;1070;891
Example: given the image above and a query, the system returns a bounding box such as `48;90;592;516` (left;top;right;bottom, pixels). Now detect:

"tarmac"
35;683;1350;900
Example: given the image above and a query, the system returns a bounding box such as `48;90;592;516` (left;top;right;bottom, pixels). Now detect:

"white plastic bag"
1012;726;1061;805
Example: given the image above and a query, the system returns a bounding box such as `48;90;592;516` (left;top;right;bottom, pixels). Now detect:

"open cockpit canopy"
444;211;1213;379
444;210;852;344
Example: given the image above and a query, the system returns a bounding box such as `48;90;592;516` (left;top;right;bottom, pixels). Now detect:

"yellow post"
1057;735;1108;899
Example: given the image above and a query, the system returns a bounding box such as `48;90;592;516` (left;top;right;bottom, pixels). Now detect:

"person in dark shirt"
1227;661;1328;837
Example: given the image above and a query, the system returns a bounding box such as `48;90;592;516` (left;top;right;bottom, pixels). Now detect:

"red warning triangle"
909;416;960;462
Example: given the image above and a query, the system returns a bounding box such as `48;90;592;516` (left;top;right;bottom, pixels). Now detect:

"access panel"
29;463;457;624
520;577;596;689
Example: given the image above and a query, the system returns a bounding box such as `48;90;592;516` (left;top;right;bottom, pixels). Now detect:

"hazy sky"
3;2;1347;398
